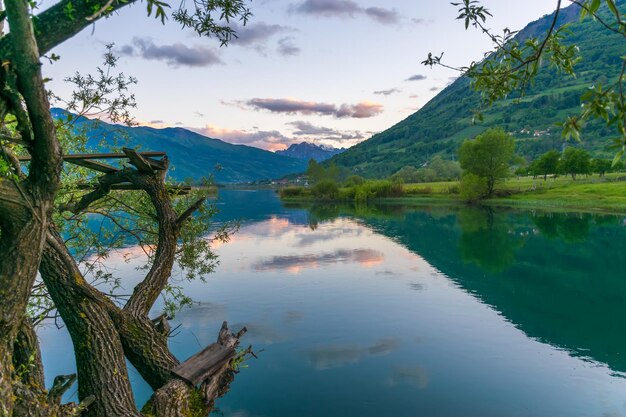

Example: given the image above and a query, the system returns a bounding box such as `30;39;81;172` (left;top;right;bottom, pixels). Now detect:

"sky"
42;0;560;151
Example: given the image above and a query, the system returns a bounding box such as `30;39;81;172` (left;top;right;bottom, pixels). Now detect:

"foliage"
530;149;561;180
54;44;137;126
311;180;340;201
390;157;461;184
347;180;404;202
279;186;311;199
332;1;626;178
559;147;591;179
426;0;626;165
306;159;346;184
344;175;366;187
460;172;488;202
591;158;614;176
458;128;515;197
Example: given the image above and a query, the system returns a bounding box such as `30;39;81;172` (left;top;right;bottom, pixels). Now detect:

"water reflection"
457;207;523;272
37;190;626;417
386;364;429;389
310;201;626;375
307;338;401;370
253;248;385;272
532;211;598;242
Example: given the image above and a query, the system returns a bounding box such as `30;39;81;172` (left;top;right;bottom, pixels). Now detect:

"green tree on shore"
591;158;613;177
458;129;515;199
532;150;561;181
559;147;591;179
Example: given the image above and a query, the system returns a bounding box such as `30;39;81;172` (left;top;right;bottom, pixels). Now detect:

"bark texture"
0;0;61;412
41;230;141;417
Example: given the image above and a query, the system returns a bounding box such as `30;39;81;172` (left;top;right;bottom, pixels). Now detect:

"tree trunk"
1;0;63;411
0;183;48;416
41;229;141;417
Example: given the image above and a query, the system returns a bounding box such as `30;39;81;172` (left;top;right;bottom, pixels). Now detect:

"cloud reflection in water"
252;248;384;272
306;338;401;370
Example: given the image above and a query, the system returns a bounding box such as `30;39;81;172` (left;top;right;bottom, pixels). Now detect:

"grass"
280;172;626;213
492;177;626;212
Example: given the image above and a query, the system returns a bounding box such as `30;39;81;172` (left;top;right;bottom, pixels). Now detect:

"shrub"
312;180;340;201
344;175;366;187
279;187;309;198
447;185;460;194
413;186;433;195
460;173;488;202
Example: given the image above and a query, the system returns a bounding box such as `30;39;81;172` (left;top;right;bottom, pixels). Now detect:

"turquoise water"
39;190;626;416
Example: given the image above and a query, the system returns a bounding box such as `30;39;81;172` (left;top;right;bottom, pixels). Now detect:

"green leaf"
612;149;624;167
606;0;619;17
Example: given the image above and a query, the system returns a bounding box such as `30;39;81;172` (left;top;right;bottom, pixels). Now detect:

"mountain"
275;142;345;162
331;2;626;178
52;109;308;184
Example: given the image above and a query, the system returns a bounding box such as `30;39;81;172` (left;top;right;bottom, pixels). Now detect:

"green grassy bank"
279;173;626;213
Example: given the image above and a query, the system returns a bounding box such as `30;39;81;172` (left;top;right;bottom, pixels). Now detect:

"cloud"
406;74;427;81
248;98;336;115
430;86;440;91
294;224;363;247
286;121;369;144
291;0;361;17
288;121;338;136
337;102;384;118
121;37;223;68
188;119;370;151
277;37;301;56
246;98;383;119
191;124;293;151
365;7;400;25
231;22;295;47
374;88;401;96
252;248;384;272
290;0;400;25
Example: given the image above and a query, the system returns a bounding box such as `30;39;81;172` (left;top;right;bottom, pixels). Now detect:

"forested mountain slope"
53;109;308;183
331;2;625;178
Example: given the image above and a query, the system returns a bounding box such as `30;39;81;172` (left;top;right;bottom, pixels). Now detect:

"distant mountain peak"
276;142;345;162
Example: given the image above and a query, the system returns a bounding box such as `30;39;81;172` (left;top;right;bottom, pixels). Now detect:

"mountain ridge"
330;2;625;178
52;108;308;183
276;142;345;162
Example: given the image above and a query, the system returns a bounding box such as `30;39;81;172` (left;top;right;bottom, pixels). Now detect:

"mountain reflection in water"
38;190;626;417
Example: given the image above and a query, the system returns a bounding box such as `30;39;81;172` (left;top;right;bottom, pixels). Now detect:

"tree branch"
5;0;62;201
0;0;138;58
176;197;207;228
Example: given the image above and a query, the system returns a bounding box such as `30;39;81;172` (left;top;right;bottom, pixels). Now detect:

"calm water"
38;189;626;417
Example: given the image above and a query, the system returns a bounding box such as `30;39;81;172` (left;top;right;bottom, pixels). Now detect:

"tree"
429;156;462;180
534;150;561;180
423;0;626;166
458;128;515;198
0;0;252;415
591;158;613;176
559;147;591;179
306;159;325;184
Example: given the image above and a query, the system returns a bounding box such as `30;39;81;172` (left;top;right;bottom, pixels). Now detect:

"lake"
38;189;626;417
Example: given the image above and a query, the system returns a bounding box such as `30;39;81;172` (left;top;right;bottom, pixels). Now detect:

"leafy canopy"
458;128;515;197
